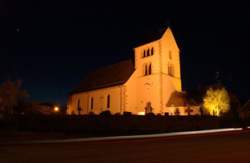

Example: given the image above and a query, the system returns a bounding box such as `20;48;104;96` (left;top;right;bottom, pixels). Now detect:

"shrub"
146;112;155;116
114;113;121;116
88;111;95;115
100;110;111;116
123;112;132;116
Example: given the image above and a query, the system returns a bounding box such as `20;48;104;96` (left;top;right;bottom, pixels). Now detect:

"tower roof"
134;27;179;50
134;27;166;47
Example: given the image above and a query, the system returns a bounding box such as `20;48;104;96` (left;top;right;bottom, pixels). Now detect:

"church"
67;27;200;116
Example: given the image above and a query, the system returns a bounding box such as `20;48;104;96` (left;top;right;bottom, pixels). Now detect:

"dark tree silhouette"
0;80;29;115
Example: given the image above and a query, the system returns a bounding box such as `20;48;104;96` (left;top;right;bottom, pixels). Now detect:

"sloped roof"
134;27;166;47
166;91;198;107
70;59;135;94
134;27;180;50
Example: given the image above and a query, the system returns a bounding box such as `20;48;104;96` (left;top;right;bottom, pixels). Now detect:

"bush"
100;110;111;116
146;112;155;116
88;111;95;115
2;114;241;135
114;113;121;116
123;112;132;116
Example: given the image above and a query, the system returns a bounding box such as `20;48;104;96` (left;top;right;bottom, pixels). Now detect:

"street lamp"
54;106;60;112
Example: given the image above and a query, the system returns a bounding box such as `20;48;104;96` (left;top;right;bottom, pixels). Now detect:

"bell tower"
134;35;162;114
134;27;182;114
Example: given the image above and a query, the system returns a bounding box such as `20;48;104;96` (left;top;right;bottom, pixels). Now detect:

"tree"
0;80;29;115
203;87;230;116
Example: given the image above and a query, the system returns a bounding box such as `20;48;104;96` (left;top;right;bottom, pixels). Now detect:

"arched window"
90;97;94;110
148;63;152;75
107;94;110;109
151;48;154;55
144;64;148;76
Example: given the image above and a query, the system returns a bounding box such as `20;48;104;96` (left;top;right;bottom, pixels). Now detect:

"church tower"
134;27;182;114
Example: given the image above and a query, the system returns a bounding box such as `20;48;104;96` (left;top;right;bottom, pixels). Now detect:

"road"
1;130;250;163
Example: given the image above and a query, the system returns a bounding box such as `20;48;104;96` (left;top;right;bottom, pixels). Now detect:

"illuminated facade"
67;27;199;115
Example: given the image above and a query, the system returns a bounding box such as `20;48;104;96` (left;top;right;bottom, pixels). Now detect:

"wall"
67;85;124;115
123;71;137;113
161;75;176;113
134;40;162;114
160;28;182;92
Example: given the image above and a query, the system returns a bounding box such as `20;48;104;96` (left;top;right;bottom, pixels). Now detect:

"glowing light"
138;112;145;116
203;87;230;116
54;106;60;112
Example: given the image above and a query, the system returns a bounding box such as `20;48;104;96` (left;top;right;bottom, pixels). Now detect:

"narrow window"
144;64;148;76
91;97;94;110
107;94;110;109
143;50;146;58
148;63;152;75
151;48;154;55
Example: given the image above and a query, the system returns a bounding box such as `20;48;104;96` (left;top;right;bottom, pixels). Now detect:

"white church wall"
160;28;182;92
68;85;123;115
135;74;161;114
124;72;138;114
161;75;177;114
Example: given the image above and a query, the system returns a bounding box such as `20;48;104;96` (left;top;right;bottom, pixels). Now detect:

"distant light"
138;112;145;116
54;106;60;112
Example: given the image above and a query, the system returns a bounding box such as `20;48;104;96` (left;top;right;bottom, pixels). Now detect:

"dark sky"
0;0;249;105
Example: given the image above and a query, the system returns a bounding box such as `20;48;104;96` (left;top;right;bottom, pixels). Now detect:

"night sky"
0;0;249;105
